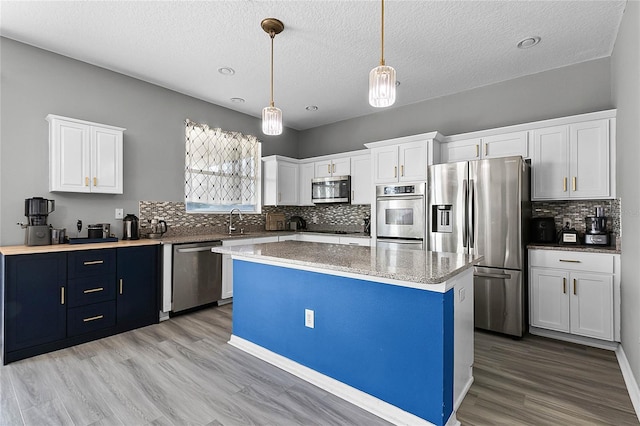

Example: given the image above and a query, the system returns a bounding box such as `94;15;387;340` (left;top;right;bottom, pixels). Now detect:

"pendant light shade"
369;0;396;108
261;18;284;136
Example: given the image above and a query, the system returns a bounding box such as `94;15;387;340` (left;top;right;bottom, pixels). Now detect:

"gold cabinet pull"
475;145;479;158
484;143;488;157
83;287;104;294
61;287;65;305
83;260;104;266
573;278;577;295
83;315;104;323
278;192;281;202
332;163;336;173
352;190;355;200
119;279;123;295
563;277;566;294
394;166;397;178
563;177;567;192
400;165;404;177
559;259;581;263
93;177;97;186
572;177;576;191
327;164;331;174
85;177;90;186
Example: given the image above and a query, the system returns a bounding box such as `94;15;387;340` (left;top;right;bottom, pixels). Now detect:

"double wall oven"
375;183;425;250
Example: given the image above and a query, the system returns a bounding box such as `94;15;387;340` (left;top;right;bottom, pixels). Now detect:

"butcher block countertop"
0;239;160;256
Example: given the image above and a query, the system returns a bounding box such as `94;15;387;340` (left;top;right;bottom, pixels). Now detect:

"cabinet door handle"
83;287;104;294
475;145;479;158
83;260;104;266
572;177;577;191
394;166;397;178
61;287;65;305
563;177;567;192
328;164;331;174
83;315;104;323
563;277;566;294
573;278;577;295
278;192;281;202
484;143;488;157
559;259;581;263
400;165;404;177
93;177;97;186
85;177;90;187
351;190;355;201
332;164;335;173
119;279;123;295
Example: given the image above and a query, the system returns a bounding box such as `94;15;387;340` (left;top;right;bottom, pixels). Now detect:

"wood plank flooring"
1;303;637;425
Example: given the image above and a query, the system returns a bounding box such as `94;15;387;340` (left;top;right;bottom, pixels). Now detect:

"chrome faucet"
228;208;243;234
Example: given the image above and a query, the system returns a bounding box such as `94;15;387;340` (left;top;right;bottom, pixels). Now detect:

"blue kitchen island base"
229;258;474;426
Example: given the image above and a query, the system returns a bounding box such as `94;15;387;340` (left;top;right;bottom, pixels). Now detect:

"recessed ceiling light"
517;36;541;49
230;97;245;103
218;67;236;76
395;80;401;87
305;105;319;111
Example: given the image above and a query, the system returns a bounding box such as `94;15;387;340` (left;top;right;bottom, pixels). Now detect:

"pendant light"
261;18;284;135
369;0;396;108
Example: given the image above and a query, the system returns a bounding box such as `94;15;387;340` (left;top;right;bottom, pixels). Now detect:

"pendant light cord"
270;31;275;107
380;0;385;66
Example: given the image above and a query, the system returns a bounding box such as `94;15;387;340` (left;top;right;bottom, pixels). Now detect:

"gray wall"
611;1;640;397
0;38;299;245
298;58;613;157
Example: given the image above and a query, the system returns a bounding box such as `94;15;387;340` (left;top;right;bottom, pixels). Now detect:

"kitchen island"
213;241;481;426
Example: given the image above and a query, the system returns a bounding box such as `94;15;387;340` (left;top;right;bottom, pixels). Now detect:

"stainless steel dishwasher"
171;240;222;313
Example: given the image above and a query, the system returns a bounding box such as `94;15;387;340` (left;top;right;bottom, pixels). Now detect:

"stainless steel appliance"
172;241;223;313
20;197;56;246
531;217;556;243
122;214;139;240
312;176;351;203
376;182;425;250
585;206;609;245
428;156;530;337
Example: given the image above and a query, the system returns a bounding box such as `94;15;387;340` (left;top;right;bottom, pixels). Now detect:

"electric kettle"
122;214;139;240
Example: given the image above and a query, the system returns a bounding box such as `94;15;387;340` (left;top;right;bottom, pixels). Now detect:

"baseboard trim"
228;335;447;426
615;345;640;421
529;327;619;350
454;372;473;412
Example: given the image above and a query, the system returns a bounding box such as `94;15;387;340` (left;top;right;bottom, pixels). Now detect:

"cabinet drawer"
67;301;116;336
67;275;116;308
68;249;116;278
529;249;614;274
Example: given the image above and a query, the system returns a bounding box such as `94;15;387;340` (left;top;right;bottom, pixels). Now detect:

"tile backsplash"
139;201;371;237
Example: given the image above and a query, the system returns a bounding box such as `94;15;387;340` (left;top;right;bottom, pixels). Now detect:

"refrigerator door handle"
469;179;475;249
463;179;468;248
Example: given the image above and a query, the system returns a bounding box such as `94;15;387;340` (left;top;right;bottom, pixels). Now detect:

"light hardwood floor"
1;303;637;425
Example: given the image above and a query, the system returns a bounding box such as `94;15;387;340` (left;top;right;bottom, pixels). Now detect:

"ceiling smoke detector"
517;36;541;49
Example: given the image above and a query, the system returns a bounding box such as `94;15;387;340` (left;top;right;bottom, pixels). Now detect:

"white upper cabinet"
442;131;529;163
532;119;612;200
262;156;299;206
47;115;124;194
314;157;350;178
350;154;371;205
298;162;315;206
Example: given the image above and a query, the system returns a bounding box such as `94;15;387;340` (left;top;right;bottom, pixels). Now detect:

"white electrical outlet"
459;287;466;302
115;208;124;219
305;309;315;328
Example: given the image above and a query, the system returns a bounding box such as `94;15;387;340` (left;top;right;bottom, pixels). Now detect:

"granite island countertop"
214;240;482;290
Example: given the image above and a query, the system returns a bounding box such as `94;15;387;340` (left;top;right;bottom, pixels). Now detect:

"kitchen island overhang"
213;241;481;426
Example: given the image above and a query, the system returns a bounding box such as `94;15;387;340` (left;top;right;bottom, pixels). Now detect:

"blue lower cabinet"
116;245;159;330
4;253;67;353
67;301;116;336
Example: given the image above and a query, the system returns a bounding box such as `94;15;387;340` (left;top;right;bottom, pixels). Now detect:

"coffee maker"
584;207;609;245
20;197;55;246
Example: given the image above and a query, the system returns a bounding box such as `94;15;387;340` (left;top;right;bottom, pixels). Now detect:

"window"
185;119;262;213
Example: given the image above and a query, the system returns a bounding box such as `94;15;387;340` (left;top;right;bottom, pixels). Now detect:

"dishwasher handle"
176;245;222;253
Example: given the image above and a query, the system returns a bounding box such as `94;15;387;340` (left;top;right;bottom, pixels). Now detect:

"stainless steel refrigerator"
428;156;530;337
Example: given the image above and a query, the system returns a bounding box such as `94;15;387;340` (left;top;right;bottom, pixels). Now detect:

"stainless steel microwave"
311;176;351;203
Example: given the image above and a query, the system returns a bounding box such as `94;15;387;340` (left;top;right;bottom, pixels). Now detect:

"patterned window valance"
184;119;262;213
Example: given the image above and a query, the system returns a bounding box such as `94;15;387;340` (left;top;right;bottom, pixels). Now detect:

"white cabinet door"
350;154;371;205
91;126;123;194
277;162;298;205
531;125;569;200
298;163;315;206
398;141;427;182
221;254;234;299
314;161;333;178
570;272;613;340
530;267;570;333
442;138;481;163
483;131;529;159
569;120;610;199
372;146;399;184
332;157;351;176
51;120;91;192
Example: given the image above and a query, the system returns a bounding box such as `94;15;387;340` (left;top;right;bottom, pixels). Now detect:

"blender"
584;207;609;245
19;197;56;246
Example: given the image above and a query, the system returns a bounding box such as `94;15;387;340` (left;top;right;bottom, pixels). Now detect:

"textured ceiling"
0;1;627;131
